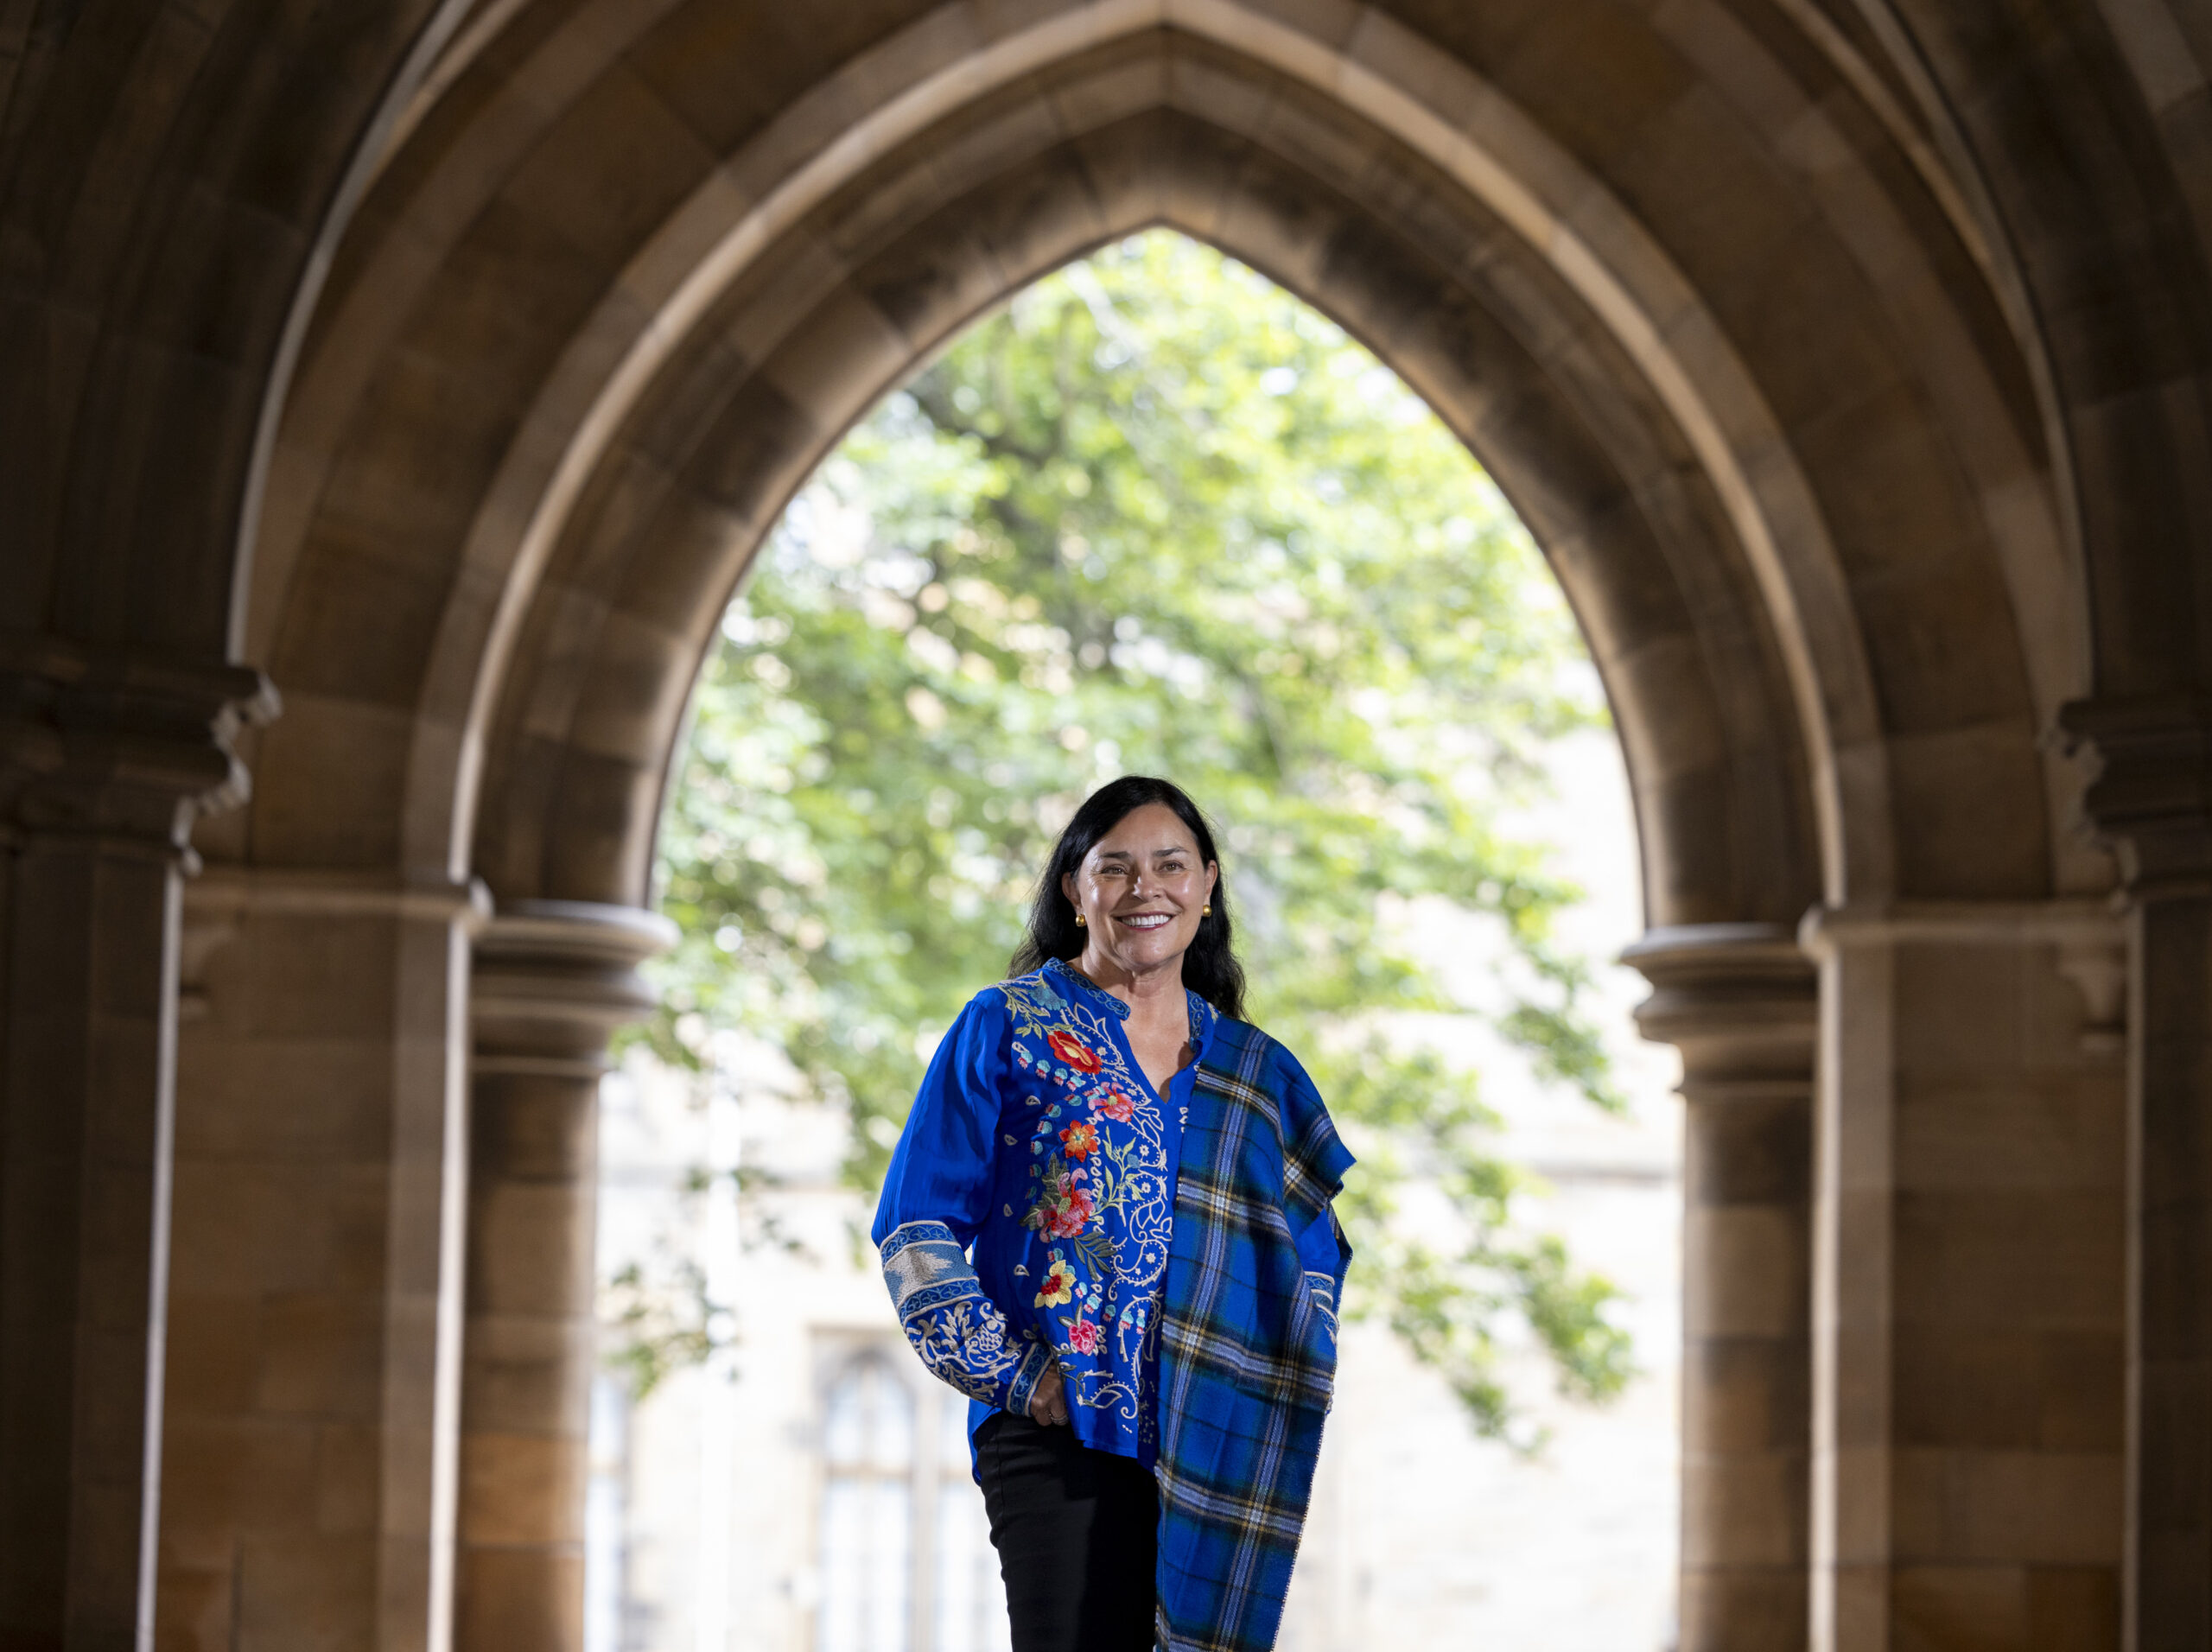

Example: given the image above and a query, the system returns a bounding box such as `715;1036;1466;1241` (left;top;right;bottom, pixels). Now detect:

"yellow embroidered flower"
1034;1256;1078;1307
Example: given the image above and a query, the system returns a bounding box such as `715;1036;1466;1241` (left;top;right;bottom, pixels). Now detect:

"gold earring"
1075;913;1087;927
1201;904;1211;916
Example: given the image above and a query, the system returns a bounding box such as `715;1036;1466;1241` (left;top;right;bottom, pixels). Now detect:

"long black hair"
1009;775;1247;1021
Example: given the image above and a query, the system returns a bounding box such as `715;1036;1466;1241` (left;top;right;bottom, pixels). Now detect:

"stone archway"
14;3;2212;1650
188;8;2093;1651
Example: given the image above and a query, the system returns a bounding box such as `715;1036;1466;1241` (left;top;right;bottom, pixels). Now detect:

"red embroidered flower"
1046;1029;1101;1073
1058;1120;1099;1160
1090;1088;1135;1123
1066;1317;1103;1356
1027;1170;1096;1239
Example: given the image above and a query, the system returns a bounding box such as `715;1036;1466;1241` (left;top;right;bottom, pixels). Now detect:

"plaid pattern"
1155;1019;1353;1652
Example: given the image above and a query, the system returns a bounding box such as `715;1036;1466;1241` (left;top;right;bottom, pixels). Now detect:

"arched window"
815;1345;1011;1652
819;1353;915;1652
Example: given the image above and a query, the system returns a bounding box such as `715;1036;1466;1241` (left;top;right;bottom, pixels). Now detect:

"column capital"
1622;923;1815;1093
2056;691;2212;898
472;899;677;1073
0;634;279;861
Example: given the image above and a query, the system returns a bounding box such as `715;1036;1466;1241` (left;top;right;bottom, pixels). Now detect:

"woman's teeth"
1119;913;1172;929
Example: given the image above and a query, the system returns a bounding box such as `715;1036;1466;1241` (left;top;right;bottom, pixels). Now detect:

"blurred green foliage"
642;232;1634;1437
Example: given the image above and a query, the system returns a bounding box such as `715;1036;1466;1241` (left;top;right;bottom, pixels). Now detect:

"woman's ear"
1205;861;1220;899
1060;869;1077;907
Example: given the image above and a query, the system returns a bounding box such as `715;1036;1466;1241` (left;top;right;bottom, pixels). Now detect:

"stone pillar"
0;641;274;1649
457;900;672;1652
2062;698;2212;1652
1625;923;1816;1652
159;868;486;1652
1801;900;2126;1652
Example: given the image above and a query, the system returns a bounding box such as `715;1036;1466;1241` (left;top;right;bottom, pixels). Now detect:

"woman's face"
1061;802;1220;978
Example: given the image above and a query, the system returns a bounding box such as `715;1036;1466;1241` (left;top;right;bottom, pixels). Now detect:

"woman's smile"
1116;912;1174;931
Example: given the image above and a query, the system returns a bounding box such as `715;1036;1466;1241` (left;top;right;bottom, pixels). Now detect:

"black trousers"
975;1412;1159;1652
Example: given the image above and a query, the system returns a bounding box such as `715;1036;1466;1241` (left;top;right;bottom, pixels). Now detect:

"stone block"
154;1560;235;1652
472;1074;601;1180
314;1424;381;1537
1681;1450;1806;1566
1686;1095;1812;1206
1892;1564;2025;1652
1682;1336;1810;1453
248;692;411;868
1046;37;1170;138
257;1293;384;1420
1895;1191;2122;1332
1885;721;2049;899
174;1034;392;1163
965;141;1116;301
168;1162;340;1296
1686;1204;1806;1337
1891;1448;2121;1565
1892;944;2024;1077
267;521;449;711
234;1533;377;1652
2024;1566;2120;1652
161;1418;320;1541
501;67;717;275
461;1433;589;1547
1896;1081;2123;1194
456;1546;586;1652
1676;1566;1808;1652
162;1291;263;1418
463;1314;596;1436
469;1183;597;1317
543;748;667;906
566;609;696;763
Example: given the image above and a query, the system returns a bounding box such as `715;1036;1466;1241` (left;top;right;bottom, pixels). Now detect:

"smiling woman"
873;775;1351;1652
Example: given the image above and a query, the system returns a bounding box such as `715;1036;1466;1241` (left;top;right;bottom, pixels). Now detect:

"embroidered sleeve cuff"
879;1219;1032;1407
1005;1337;1056;1417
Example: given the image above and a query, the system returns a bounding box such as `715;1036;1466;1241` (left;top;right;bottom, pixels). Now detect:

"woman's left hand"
1028;1365;1070;1426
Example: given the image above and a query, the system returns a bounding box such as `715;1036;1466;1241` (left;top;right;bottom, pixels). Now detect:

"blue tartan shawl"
1154;1018;1354;1652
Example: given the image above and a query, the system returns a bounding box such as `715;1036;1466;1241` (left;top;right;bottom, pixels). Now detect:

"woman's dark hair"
1009;775;1247;1020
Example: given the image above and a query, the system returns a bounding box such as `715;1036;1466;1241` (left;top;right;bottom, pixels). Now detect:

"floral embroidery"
1035;1255;1078;1307
1047;1028;1102;1072
986;961;1217;1452
1027;1166;1095;1239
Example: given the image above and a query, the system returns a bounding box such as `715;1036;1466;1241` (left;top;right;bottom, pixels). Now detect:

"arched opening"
156;8;2125;1652
589;226;1686;1646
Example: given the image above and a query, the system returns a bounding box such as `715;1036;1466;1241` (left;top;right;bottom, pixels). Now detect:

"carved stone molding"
0;635;279;861
1623;922;1817;1090
471;899;677;1074
2057;692;2212;899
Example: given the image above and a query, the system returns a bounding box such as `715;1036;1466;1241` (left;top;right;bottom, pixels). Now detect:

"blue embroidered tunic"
873;959;1230;1469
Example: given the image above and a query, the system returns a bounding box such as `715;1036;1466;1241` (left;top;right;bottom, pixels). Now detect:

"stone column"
1625;924;1817;1652
159;867;486;1652
457;900;673;1652
0;640;274;1649
2062;698;2212;1652
1801;899;2127;1652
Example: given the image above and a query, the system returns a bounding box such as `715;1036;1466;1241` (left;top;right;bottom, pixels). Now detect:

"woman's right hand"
1027;1364;1069;1426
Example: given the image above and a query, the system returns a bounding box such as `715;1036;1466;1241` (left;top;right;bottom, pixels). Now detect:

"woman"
872;776;1354;1652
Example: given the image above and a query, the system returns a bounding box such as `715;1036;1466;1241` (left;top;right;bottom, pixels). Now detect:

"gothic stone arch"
8;3;2211;1650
